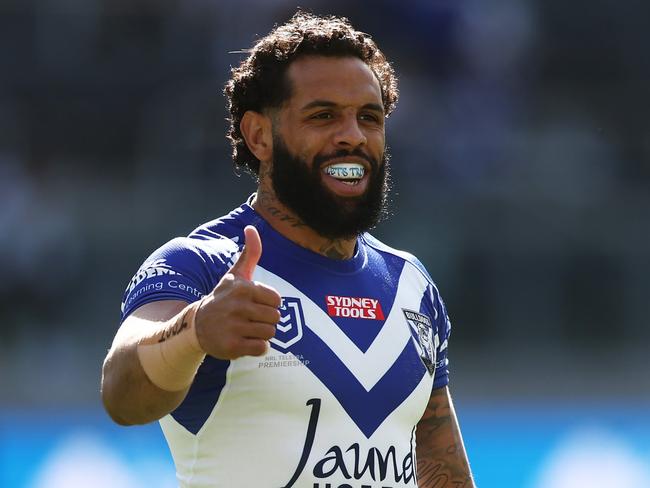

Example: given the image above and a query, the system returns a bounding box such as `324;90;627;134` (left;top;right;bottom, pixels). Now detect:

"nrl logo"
271;297;305;350
402;309;438;376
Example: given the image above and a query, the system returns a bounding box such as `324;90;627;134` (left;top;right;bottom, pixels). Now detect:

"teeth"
324;163;365;180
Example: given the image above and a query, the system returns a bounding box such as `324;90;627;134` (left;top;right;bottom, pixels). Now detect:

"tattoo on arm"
157;311;189;343
416;387;475;488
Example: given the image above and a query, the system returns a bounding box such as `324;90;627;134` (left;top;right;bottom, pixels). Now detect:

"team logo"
402;309;437;376
271;297;305;350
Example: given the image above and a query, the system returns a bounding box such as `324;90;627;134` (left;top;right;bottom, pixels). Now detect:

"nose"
333;114;367;149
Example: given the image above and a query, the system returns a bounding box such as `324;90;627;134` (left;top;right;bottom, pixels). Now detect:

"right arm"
101;226;281;426
101;299;192;425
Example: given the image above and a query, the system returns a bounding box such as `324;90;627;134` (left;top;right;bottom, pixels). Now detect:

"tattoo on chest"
319;241;349;260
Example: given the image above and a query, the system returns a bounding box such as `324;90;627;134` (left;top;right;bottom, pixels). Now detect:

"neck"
252;187;358;260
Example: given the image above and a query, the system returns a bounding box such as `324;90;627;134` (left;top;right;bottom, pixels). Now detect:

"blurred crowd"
1;0;648;405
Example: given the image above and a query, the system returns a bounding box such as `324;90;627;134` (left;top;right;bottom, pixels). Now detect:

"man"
101;11;476;488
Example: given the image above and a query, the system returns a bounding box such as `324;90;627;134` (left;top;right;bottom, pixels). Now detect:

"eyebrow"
300;100;384;114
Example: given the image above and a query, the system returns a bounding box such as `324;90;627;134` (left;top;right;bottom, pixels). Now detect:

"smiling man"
101;11;476;488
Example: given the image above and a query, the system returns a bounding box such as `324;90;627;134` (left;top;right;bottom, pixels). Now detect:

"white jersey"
121;197;452;488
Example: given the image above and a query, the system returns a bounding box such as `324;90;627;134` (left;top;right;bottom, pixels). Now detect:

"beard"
270;134;391;241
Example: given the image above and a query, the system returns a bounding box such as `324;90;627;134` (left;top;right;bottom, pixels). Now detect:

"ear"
240;110;273;164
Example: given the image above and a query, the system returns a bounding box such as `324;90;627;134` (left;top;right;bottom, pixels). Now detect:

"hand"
195;225;281;359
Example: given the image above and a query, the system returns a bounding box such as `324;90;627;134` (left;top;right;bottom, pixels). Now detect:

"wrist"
137;298;207;392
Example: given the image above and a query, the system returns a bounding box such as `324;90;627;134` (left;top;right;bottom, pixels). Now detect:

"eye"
311;111;333;120
359;112;381;123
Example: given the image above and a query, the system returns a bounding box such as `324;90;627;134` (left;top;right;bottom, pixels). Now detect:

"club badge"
402;309;438;376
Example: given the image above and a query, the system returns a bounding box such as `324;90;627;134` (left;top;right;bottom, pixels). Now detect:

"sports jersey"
120;196;452;488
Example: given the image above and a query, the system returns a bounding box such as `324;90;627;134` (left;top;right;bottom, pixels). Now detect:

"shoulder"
149;233;239;270
168;199;263;260
120;203;256;320
128;201;258;289
361;233;435;285
190;204;250;243
186;198;264;248
147;211;247;271
121;233;237;313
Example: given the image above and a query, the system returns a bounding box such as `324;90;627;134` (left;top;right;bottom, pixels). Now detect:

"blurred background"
1;0;649;486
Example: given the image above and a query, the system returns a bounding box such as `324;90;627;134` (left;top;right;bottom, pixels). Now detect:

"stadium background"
1;0;648;486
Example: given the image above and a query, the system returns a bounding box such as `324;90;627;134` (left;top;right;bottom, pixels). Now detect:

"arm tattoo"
157;310;189;343
416;388;475;488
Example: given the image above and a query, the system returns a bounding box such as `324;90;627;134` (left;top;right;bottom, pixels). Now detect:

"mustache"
313;148;378;171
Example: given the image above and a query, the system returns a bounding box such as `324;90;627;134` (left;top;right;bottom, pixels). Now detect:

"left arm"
415;386;476;488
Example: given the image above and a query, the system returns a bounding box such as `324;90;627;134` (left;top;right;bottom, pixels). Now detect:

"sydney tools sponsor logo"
326;295;385;320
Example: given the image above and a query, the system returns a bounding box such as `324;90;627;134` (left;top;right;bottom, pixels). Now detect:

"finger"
229;225;262;281
238;338;268;357
243;303;281;325
252;282;282;308
240;322;276;341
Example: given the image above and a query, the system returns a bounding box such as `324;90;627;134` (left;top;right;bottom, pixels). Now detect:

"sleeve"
417;277;451;390
119;236;234;323
431;285;451;390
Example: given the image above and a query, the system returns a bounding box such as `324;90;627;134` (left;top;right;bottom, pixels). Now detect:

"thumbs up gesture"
195;226;282;359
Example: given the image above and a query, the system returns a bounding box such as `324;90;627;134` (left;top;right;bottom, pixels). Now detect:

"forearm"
101;300;201;425
416;387;476;488
101;342;187;425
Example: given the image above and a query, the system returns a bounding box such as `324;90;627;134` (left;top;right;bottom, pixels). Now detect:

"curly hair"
224;10;399;176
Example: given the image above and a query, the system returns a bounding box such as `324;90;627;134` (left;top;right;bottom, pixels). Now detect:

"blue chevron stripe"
281;325;427;438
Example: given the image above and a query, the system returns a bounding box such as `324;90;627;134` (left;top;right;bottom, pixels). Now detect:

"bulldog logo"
402;309;438;376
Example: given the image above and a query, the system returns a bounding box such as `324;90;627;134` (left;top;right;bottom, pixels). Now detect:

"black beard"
270;135;391;241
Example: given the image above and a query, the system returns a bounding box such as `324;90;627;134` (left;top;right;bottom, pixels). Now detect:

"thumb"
230;225;262;281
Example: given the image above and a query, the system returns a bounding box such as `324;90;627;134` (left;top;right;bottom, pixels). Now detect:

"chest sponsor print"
283;398;417;488
326;295;385;320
